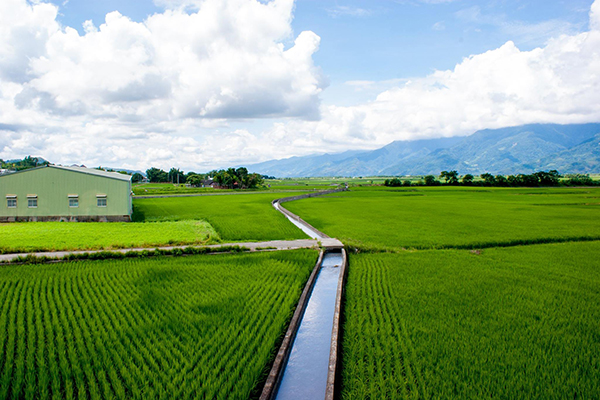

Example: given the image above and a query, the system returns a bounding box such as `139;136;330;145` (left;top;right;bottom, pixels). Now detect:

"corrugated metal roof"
52;165;132;181
0;165;132;182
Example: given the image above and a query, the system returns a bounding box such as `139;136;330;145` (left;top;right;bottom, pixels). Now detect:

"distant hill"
249;123;600;177
533;132;600;173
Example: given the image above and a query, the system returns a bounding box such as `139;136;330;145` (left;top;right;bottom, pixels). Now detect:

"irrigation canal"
261;193;346;400
275;251;344;400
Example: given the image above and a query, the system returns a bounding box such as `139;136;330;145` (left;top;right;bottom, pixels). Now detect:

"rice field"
341;242;600;399
0;250;318;399
0;220;219;254
284;186;600;251
133;193;309;241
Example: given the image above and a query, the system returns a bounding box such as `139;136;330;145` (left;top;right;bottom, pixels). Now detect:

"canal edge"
325;248;348;400
272;188;348;241
260;250;325;400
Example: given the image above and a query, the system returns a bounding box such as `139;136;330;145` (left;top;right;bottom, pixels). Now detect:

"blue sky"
1;0;599;170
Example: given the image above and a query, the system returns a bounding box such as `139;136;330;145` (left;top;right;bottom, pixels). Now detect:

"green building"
0;165;132;222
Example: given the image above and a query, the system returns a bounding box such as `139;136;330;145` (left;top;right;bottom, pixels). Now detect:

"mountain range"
249;123;600;177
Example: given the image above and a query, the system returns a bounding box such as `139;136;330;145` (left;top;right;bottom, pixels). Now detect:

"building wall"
0;167;132;221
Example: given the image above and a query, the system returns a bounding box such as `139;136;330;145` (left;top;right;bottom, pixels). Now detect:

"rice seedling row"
341;242;600;399
0;250;318;399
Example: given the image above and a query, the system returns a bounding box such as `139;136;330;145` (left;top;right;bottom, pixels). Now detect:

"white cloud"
0;0;324;122
246;0;600;160
326;6;372;18
591;0;600;31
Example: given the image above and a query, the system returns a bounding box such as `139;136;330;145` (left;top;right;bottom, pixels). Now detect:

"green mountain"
534;132;600;173
250;123;600;177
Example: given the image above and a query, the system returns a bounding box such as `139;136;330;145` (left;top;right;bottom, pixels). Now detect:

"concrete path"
135;189;333;199
0;239;347;263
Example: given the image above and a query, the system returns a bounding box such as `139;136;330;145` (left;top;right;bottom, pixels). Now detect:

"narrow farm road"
0;239;343;263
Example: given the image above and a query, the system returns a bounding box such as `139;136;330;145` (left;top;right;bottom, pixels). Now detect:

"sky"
1;0;599;171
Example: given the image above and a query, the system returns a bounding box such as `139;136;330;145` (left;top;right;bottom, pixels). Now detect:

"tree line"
144;166;264;189
1;156;49;171
384;170;599;187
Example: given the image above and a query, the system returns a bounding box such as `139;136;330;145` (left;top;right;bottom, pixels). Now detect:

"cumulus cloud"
592;0;600;31
250;0;600;159
0;0;324;123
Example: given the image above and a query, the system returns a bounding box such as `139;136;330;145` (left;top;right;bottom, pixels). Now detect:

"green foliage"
423;175;439;186
480;172;496;185
439;170;458;184
131;172;144;182
461;173;474;185
212;167;264;189
0;156;48;171
0;220;219;253
284;187;600;251
0;250;318;399
341;243;600;398
133;193;308;241
185;173;202;187
564;173;596;186
168;168;185;184
146;167;168;183
384;178;402;187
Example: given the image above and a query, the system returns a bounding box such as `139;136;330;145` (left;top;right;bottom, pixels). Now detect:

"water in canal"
274;202;326;240
275;251;344;400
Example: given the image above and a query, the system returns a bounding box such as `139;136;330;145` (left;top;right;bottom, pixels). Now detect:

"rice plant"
0;250;318;399
341;242;600;399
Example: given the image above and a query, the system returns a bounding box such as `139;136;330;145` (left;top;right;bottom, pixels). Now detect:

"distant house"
202;179;217;188
0;165;132;222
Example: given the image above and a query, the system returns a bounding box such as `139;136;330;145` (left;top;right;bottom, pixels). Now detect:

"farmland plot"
0;250;318;399
341;243;600;399
133;193;309;241
0;220;219;254
284;187;600;251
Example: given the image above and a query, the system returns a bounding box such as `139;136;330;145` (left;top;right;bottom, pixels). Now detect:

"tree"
440;170;459;184
424;175;440;186
384;178;402;187
146;167;168;183
565;174;594;186
480;173;496;186
461;174;474;185
168;168;186;184
186;174;202;187
246;173;264;188
534;170;561;186
495;175;509;187
132;173;144;183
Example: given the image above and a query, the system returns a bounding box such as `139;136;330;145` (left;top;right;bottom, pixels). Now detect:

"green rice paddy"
284;187;600;251
341;242;600;399
0;250;318;399
0;220;219;254
133;192;308;241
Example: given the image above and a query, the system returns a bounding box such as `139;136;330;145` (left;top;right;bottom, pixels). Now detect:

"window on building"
28;198;38;208
69;196;79;207
6;196;17;208
97;197;107;207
